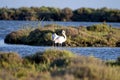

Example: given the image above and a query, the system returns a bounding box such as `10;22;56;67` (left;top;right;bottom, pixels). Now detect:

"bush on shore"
0;49;120;80
5;23;120;47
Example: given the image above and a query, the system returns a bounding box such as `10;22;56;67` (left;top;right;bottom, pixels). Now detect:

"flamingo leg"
60;43;62;47
52;42;54;47
54;43;56;47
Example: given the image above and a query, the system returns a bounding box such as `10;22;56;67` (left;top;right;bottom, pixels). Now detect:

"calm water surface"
0;21;120;60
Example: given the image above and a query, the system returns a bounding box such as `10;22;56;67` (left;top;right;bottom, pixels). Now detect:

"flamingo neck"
63;33;66;40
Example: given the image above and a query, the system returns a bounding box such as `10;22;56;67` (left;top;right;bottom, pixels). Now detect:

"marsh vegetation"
5;23;120;47
0;49;120;80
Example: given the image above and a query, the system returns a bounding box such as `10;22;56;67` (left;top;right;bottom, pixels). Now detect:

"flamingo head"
62;30;65;34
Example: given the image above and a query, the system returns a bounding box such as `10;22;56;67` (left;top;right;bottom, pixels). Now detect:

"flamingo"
54;30;67;46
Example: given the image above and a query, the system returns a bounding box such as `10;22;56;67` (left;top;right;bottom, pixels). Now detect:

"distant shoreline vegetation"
0;6;120;22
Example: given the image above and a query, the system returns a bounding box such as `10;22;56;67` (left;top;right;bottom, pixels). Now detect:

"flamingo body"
52;33;59;41
54;36;66;44
54;30;67;46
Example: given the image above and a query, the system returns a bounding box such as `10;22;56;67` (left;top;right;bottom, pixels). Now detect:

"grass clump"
0;50;120;80
27;29;53;45
0;52;36;80
0;52;23;67
4;29;32;44
87;23;110;32
25;49;74;69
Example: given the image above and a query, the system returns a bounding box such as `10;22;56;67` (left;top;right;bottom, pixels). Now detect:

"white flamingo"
54;30;67;46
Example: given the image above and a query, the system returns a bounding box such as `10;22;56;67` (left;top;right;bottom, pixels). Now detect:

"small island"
4;23;120;47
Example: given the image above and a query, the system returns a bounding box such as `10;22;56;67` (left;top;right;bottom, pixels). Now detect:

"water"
0;20;120;60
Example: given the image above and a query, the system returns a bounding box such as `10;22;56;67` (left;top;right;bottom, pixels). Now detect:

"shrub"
27;29;53;45
52;55;120;80
87;23;110;32
0;52;22;65
4;29;29;44
25;49;75;68
65;27;79;37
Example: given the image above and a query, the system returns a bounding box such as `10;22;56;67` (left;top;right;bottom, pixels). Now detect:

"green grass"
0;50;120;80
5;23;120;47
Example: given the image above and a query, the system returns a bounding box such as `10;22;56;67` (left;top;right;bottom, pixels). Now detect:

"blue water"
0;20;120;60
